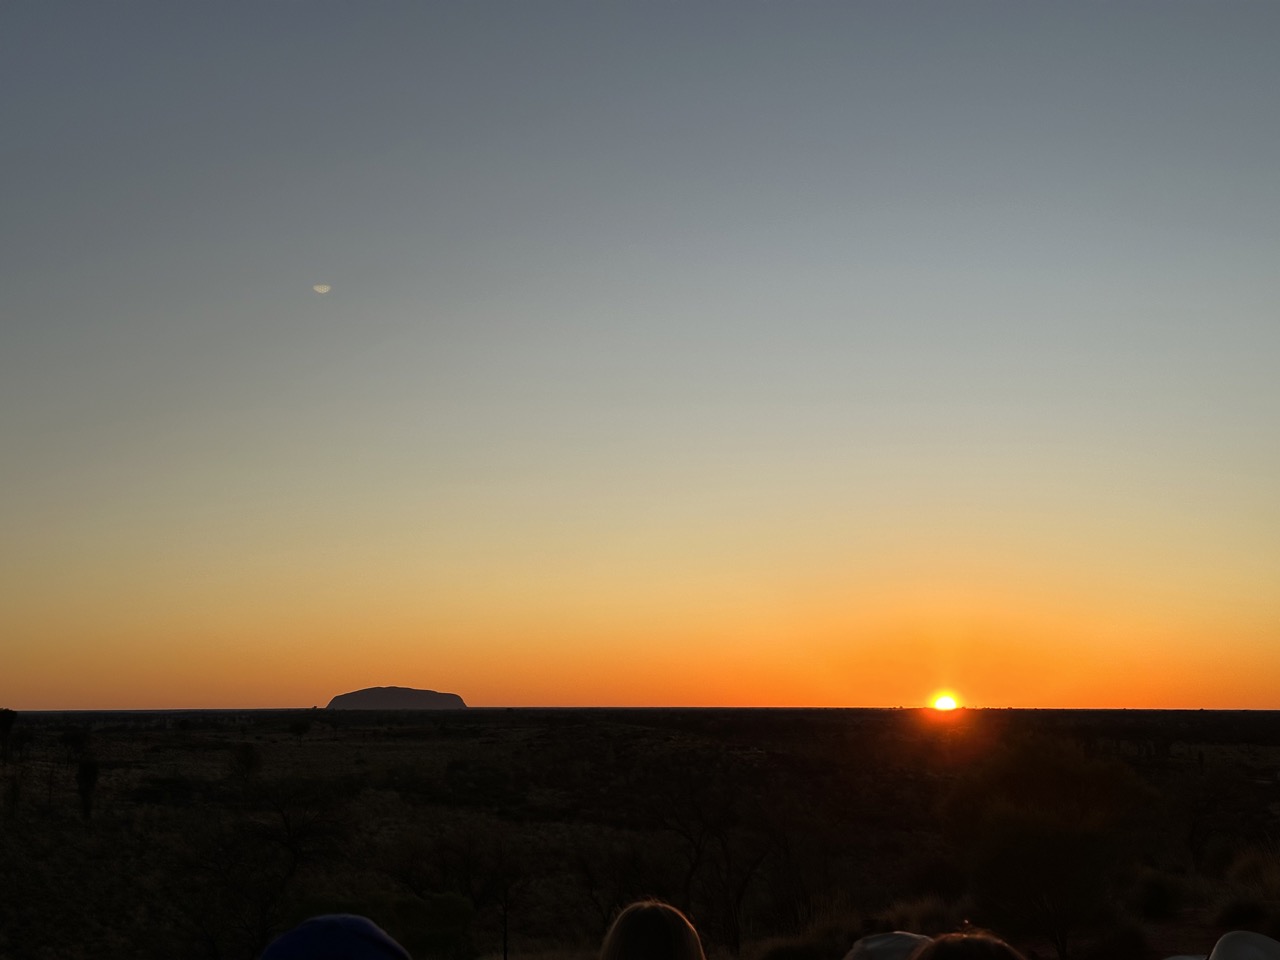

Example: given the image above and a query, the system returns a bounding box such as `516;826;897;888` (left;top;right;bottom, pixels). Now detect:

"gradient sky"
3;2;1279;709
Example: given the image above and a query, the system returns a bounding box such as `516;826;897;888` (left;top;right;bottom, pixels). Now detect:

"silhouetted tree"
945;735;1152;960
168;813;293;959
486;836;528;960
391;821;532;960
645;748;731;912
385;832;481;960
573;832;655;939
706;800;776;956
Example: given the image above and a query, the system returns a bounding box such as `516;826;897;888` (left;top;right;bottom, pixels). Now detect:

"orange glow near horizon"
4;499;1280;710
4;577;1280;709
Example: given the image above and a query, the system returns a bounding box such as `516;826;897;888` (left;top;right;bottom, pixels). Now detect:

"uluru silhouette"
326;686;467;710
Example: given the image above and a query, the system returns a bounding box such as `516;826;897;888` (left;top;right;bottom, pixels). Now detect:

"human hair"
600;901;707;960
909;933;1027;960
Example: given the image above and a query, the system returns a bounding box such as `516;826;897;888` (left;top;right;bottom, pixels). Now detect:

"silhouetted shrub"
131;774;198;806
906;853;968;901
1080;923;1147;960
394;892;477;960
1226;844;1280;898
1130;870;1183;921
756;936;831;960
1215;897;1269;930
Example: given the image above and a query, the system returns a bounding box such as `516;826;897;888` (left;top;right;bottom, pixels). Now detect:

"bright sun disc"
933;695;958;711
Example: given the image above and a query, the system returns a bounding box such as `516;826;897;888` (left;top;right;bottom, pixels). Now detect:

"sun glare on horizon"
932;694;958;711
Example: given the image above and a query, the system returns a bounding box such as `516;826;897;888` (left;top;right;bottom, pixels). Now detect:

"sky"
3;2;1279;710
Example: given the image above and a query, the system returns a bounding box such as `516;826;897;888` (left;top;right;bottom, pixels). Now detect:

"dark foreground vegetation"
2;707;1280;960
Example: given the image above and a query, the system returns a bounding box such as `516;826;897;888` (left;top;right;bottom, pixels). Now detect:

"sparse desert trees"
390;820;532;960
945;735;1151;960
573;831;656;939
640;746;777;955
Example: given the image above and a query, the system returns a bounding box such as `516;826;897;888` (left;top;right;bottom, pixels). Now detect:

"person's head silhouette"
600;901;706;960
909;932;1026;960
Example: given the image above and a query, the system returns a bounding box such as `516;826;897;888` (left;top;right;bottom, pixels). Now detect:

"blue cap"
261;914;412;960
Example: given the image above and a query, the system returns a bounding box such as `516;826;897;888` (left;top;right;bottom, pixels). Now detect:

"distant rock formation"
326;686;467;710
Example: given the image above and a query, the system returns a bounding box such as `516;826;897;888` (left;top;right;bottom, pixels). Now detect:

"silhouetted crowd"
258;901;1280;960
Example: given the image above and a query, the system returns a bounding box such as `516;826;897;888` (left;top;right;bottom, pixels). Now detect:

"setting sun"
933;695;958;711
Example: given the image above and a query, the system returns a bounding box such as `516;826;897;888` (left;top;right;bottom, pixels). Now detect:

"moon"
312;283;331;294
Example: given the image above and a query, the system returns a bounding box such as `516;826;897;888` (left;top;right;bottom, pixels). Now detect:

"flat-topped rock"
326;686;467;710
